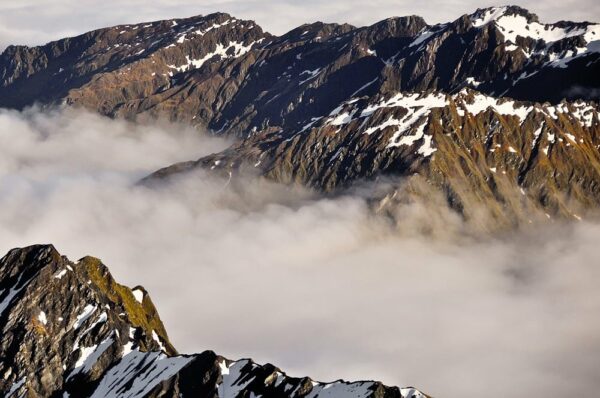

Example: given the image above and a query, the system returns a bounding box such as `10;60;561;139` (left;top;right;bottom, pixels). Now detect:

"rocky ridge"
0;244;426;398
2;6;599;127
151;88;600;227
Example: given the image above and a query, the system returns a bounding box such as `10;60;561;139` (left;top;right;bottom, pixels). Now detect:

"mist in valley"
0;107;599;398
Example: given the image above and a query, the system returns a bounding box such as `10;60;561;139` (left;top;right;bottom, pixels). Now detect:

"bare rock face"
0;244;175;397
0;244;427;398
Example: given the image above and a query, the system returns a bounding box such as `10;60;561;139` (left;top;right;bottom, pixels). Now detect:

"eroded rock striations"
0;244;426;398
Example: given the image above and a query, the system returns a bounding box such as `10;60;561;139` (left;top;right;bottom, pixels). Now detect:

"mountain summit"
0;244;426;398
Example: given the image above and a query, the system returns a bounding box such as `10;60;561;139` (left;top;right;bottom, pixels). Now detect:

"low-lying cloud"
0;107;599;398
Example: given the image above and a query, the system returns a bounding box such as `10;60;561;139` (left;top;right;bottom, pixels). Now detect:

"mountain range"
2;6;600;227
2;5;600;396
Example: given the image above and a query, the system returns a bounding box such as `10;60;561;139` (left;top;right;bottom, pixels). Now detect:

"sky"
0;107;599;398
1;0;599;50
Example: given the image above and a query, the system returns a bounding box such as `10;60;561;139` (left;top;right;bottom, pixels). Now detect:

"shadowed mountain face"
0;244;426;398
1;6;600;226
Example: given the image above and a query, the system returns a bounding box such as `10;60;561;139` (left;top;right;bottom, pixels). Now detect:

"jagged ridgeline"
0;245;427;398
1;5;600;225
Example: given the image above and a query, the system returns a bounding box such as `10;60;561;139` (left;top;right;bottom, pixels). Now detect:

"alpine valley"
1;4;600;397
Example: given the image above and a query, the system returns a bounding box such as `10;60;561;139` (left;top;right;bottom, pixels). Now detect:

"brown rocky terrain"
2;6;598;129
151;89;600;229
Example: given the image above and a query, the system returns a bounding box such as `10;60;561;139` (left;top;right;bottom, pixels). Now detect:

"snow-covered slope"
471;5;600;67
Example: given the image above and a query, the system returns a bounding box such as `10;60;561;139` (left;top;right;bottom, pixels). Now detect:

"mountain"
1;6;600;226
0;6;600;117
150;88;599;227
2;6;598;120
0;244;426;398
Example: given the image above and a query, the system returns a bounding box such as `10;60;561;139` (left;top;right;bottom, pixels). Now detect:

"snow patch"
169;41;257;73
152;330;167;352
73;304;97;330
458;91;532;121
0;273;35;317
472;7;600;66
217;359;256;397
132;289;144;303
54;269;68;279
305;381;374;398
37;311;47;325
351;78;378;97
70;336;114;377
299;68;322;85
400;387;426;398
90;350;192;398
6;377;26;397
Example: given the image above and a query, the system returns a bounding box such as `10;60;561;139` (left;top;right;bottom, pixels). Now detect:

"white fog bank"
0;107;599;398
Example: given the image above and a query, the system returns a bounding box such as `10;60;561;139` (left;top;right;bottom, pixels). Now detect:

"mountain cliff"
0;244;426;398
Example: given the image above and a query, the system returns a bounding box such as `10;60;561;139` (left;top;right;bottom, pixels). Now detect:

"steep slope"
0;244;426;398
385;5;600;103
150;88;600;227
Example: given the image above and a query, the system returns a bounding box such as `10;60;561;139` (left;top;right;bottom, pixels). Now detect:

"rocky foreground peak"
0;245;426;398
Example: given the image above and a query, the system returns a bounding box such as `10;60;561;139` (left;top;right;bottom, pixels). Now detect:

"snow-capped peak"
472;5;600;46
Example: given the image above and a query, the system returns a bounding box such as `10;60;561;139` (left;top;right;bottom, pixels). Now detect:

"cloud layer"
1;0;599;50
0;108;599;397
